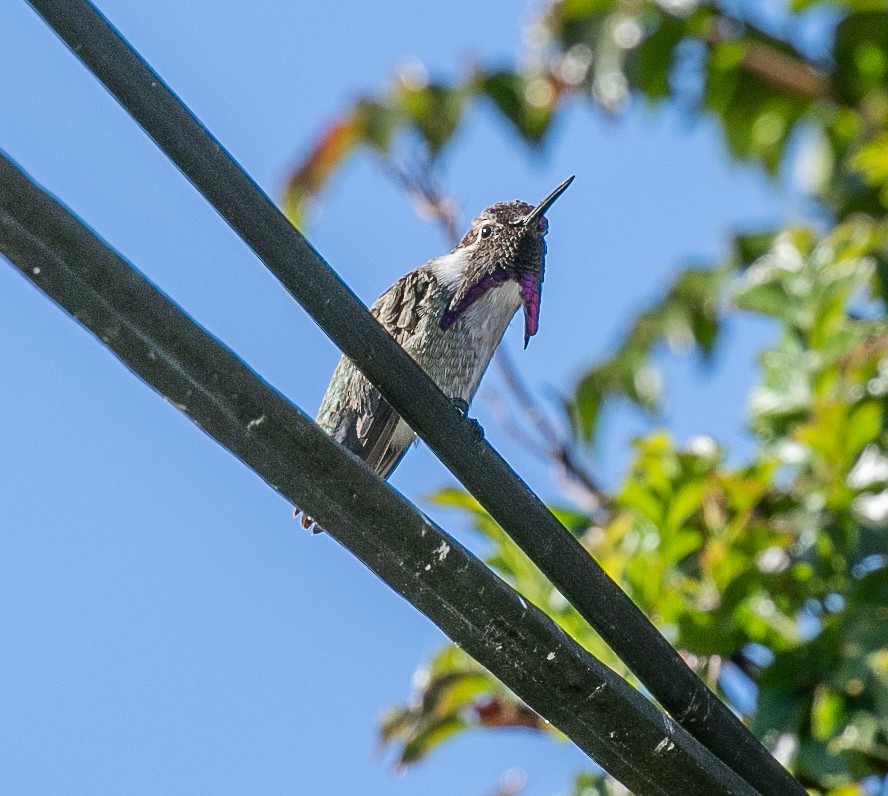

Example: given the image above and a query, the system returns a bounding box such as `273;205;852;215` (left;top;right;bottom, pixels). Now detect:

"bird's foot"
451;397;470;415
294;507;324;534
451;397;484;442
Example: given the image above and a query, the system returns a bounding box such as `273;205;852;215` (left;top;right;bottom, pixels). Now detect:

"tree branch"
493;348;612;513
703;15;832;102
738;40;831;100
383;156;461;247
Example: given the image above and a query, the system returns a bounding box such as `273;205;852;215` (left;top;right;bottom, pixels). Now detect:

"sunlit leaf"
571;265;731;442
283;113;367;225
833;12;888;103
477;71;558;144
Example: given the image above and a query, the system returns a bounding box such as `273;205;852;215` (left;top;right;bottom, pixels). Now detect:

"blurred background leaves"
286;1;888;793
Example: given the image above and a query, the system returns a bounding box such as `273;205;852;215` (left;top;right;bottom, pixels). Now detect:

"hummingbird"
299;176;573;530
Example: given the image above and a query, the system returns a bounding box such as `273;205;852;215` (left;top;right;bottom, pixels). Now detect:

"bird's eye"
480;225;493;239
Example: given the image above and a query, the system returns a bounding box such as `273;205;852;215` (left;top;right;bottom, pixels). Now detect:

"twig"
483;387;552;460
383;156;461;247
702;15;832;102
739;40;831;100
494;347;612;512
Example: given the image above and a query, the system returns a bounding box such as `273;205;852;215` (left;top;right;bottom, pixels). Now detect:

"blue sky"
0;1;808;793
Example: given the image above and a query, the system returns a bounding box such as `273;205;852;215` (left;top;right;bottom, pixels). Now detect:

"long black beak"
522;175;575;227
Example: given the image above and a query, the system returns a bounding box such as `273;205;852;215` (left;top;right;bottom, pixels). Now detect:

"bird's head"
440;176;573;347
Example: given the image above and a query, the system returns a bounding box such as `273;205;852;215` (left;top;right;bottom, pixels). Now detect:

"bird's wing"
316;268;439;480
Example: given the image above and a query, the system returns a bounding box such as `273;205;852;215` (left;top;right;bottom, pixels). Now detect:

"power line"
0;150;758;796
18;2;805;793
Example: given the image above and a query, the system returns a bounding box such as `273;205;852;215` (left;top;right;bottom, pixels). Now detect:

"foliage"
285;1;888;793
285;1;888;226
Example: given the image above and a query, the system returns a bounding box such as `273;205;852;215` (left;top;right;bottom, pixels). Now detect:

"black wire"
0;150;760;796
20;2;805;793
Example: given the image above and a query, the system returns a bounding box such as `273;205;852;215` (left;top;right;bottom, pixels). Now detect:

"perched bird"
299;177;573;530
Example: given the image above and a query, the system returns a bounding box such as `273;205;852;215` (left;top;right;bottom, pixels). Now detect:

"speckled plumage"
316;255;523;479
301;178;572;529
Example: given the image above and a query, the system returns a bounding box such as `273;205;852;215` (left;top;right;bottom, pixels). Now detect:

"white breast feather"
429;250;469;291
390;252;524;454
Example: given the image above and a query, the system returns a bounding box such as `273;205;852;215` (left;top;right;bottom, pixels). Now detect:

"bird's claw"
451;397;470;415
294;507;323;534
451;397;484;442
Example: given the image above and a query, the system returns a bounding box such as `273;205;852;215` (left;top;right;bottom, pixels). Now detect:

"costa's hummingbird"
299;177;573;530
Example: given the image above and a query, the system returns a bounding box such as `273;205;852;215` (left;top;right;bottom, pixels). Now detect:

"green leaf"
833;12;888;103
812;686;847;740
851;133;888;209
478;71;556;144
571;265;731;442
397;83;466;154
399;715;467;764
628;16;685;102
